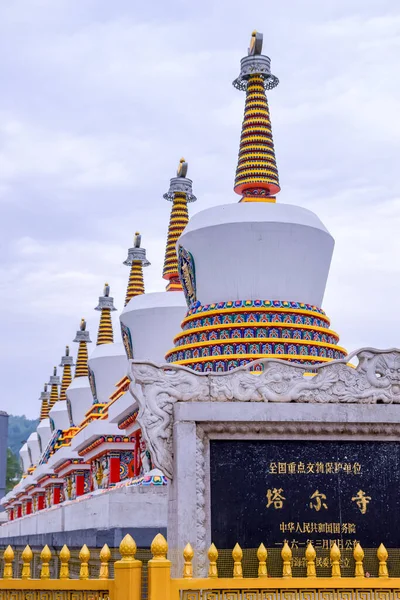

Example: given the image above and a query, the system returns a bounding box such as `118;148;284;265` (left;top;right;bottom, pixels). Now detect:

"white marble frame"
168;402;400;576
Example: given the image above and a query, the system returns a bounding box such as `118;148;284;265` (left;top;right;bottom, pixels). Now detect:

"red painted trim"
109;456;120;484
53;486;61;505
76;473;85;497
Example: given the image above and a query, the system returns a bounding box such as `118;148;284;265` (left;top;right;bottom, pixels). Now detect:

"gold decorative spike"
40;545;51;580
232;543;243;579
305;542;316;578
354;543;364;578
79;544;90;580
119;534;137;563
208;543;218;579
59;545;70;579
330;542;341;578
3;545;14;579
183;543;194;579
257;543;268;578
99;544;111;579
281;542;292;578
377;543;389;578
151;533;168;560
21;545;33;580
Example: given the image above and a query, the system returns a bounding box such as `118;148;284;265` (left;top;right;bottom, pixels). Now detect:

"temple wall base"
0;485;167;547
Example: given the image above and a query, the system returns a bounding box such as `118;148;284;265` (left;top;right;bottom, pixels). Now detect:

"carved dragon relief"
130;348;400;479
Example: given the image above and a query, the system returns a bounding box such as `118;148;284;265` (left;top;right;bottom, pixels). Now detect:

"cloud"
1;0;400;417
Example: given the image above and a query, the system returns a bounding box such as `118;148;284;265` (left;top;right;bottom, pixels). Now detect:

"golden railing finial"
354;543;364;578
232;543;243;579
305;542;316;578
281;542;292;578
119;534;137;562
3;545;14;579
40;545;52;580
257;543;268;578
79;544;90;580
59;544;70;579
377;543;389;578
151;533;168;560
21;545;33;580
208;543;218;579
99;544;111;579
183;543;194;579
330;542;341;578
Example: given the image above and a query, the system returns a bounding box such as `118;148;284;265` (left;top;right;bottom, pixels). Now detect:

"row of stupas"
1;31;346;526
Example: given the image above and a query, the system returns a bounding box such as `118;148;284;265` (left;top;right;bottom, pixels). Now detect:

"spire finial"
123;233;150;306
48;366;61;410
39;384;50;420
73;318;92;378
233;31;280;203
95;283;116;345
59;345;75;400
163;159;196;292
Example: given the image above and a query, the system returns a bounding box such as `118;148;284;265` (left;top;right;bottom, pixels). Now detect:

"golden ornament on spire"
163;158;196;292
233;31;280;203
95;283;116;345
123;232;150;306
73;318;92;378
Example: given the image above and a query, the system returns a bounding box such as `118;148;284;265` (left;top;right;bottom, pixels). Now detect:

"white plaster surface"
0;486;167;537
66;377;93;427
19;444;31;472
178;202;334;307
120;292;187;362
71;421;121;452
27;433;41;465
108;391;136;424
49;401;71;432
88;343;127;404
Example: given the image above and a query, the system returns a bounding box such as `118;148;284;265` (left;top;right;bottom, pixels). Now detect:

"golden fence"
0;534;400;600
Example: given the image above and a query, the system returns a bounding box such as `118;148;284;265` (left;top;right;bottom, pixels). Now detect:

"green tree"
6;448;22;492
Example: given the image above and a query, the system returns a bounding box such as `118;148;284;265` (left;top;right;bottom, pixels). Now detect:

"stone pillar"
168;420;197;577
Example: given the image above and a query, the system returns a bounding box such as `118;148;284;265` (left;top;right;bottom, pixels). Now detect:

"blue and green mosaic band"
165;299;347;371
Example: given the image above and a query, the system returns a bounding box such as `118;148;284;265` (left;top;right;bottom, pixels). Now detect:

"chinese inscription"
210;440;400;549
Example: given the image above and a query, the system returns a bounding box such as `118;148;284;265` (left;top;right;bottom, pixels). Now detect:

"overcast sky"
1;1;400;419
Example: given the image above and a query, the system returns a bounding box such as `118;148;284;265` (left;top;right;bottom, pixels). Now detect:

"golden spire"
59;346;74;400
123;233;150;306
163;158;196;291
73;318;92;378
48;366;60;410
95;283;116;345
233;31;280;203
39;383;50;421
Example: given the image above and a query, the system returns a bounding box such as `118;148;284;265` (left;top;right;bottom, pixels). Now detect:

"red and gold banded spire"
123;233;150;305
39;383;50;420
163;158;196;291
95;283;116;345
59;346;74;401
73;318;92;378
233;31;280;203
48;366;60;410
